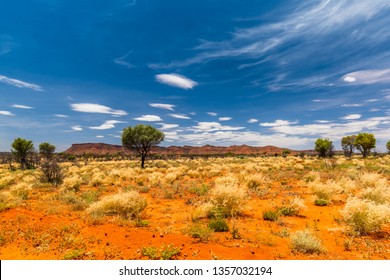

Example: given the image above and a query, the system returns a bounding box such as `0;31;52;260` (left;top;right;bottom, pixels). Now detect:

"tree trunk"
141;154;146;168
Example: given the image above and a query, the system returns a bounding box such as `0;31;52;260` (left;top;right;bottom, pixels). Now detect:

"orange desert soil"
1;184;390;260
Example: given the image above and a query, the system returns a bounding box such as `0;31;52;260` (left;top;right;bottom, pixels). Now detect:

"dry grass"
86;191;147;219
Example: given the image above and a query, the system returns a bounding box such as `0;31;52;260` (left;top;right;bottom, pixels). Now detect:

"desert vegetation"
1;149;390;260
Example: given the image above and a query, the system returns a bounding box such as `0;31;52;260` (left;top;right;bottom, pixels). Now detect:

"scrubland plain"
1;156;390;260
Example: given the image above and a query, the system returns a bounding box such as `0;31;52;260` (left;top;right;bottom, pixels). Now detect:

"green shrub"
263;210;279;221
208;219;229;232
189;224;212;243
314;198;329;206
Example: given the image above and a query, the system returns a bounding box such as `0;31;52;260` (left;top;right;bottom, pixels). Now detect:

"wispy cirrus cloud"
168;113;191;119
207;112;217;116
11;104;34;109
149;103;175;111
89;120;126;130
0;34;17;55
247;118;259;123
342;69;390;85
113;51;135;68
54;114;68;118
0;75;43;91
152;0;390;70
134;115;162;121
155;74;198;89
70;103;127;116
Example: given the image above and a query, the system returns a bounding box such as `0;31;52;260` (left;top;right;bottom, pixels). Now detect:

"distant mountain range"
64;143;316;156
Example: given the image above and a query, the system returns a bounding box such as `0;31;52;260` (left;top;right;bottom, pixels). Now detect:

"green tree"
314;138;333;158
11;138;35;169
354;133;376;158
341;135;357;157
39;142;56;159
387;140;390;154
122;124;164;168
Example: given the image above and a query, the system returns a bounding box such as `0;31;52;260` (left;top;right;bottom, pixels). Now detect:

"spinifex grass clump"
86;191;147;219
277;197;306;217
290;229;324;254
341;197;390;235
208;176;248;218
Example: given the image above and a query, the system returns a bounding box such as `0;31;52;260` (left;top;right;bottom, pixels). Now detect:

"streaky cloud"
133;115;162;121
70;103;127;116
149;103;175;111
155;73;198;89
0;110;15;116
11;104;34;109
0;75;43;91
168;113;191;119
342;69;390;85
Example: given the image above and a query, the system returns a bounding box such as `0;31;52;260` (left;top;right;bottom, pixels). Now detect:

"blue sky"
1;0;390;152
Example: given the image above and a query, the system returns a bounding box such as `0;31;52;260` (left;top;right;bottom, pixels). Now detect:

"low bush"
341;198;390;235
290;229;324;254
86;191;147;219
208;219;229;232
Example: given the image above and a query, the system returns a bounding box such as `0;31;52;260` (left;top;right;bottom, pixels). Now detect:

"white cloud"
70;103;127;116
207;112;218;116
315;120;331;123
96;135;105;138
341;104;362;107
11;104;33;109
260;119;298;127
166;130;310;148
366;99;379;102
0;110;15;116
247;118;258;123
219;117;232;121
190;122;245;132
71;125;83;131
155;73;198;89
134;115;162;121
168;113;191;119
341;114;362;120
268;116;390;140
342;69;390;85
343;76;357;83
89;120;126;130
149;103;175;111
0;75;43;91
54;114;68;118
158;123;179;130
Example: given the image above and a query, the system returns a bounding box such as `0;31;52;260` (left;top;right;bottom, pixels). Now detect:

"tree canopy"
354;133;376;157
122;124;164;168
314;138;333;158
341;135;356;157
39;142;56;159
11;138;35;169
